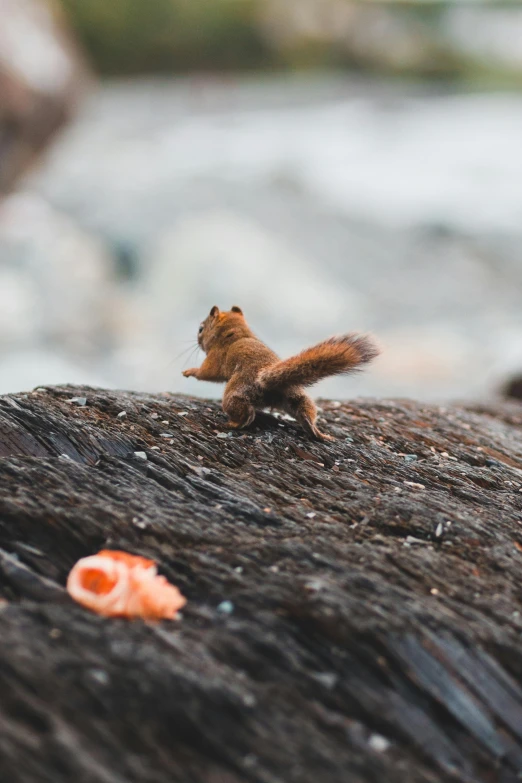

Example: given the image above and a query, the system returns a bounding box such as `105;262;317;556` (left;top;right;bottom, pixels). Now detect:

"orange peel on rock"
66;550;186;620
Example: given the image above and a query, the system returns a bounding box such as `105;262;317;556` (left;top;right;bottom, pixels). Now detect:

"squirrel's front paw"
182;368;198;378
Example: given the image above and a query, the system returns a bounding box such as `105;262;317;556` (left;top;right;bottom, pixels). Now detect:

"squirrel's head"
198;305;246;352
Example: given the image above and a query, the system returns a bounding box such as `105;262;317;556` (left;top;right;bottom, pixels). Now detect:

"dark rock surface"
1;385;522;782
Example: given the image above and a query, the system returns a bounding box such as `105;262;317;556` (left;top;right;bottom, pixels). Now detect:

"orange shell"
66;549;186;620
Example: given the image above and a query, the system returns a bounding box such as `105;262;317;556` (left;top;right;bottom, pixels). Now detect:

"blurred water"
2;74;522;401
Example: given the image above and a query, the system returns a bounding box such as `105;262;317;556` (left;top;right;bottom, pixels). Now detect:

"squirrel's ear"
210;305;220;317
231;305;243;315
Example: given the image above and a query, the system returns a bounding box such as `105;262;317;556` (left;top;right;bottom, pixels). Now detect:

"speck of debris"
405;535;430;546
178;411;189;417
150;413;159;419
192;466;211;478
234;566;243;574
161;420;169;425
69;397;87;407
150;446;160;451
133;451;147;461
117;411;127;419
217;600;234;614
304;578;325;592
306;512;317;519
49;628;61;639
430;588;440;596
88;668;110;686
368;734;391;753
404;454;418;463
216;432;230;439
404;481;425;490
59;454;71;460
311;672;338;690
435;523;444;538
159;433;173;438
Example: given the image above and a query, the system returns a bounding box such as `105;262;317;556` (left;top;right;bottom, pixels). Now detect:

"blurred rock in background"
0;0;110;392
0;0;88;194
0;193;118;393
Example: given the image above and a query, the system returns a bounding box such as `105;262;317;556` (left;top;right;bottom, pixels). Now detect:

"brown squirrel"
182;306;379;441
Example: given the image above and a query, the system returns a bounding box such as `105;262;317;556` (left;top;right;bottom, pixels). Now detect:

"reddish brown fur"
182;306;379;441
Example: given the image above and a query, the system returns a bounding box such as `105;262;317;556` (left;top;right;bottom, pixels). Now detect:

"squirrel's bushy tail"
257;334;379;391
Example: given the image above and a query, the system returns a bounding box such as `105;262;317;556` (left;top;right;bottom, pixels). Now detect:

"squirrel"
182;306;379;441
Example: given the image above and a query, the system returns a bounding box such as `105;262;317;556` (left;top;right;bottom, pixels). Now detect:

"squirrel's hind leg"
223;393;256;431
284;392;334;442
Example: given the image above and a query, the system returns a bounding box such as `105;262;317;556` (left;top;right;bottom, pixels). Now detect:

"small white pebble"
368;734;390;753
404;481;425;490
311;672;338;689
69;397;87;407
217;600;234;614
304;578;325;592
234;566;243;574
430;588;440;596
161;420;169;425
159;433;173;438
405;535;429;545
178;411;189;417
435;523;444;537
117;411;127;419
306;512;317;519
133;451;147;461
150;446;160;451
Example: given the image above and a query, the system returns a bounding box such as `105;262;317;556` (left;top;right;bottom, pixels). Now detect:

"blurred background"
1;0;521;401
